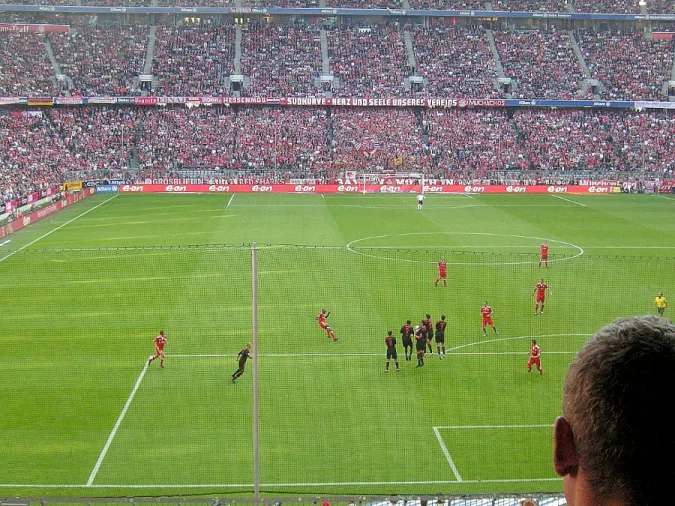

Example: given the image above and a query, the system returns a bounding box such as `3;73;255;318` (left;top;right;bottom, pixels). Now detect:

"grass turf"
1;192;674;497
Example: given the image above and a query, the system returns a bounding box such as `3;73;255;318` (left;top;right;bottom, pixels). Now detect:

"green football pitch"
1;192;675;498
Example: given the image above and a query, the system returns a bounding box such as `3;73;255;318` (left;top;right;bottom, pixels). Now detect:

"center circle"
345;232;584;266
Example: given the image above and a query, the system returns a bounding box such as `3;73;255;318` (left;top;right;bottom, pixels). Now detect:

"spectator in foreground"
553;316;675;506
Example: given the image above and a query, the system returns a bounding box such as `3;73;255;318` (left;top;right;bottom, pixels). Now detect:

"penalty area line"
87;360;149;486
226;194;235;208
0;194;119;264
433;427;463;482
550;195;586;207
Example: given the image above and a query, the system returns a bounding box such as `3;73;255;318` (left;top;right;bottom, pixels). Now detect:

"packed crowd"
573;0;639;13
412;26;500;98
136;107;331;175
48;26;147;97
0;32;56;97
2;106;675;204
424;109;528;172
331;108;427;171
577;31;674;101
491;0;570;11
152;24;235;96
240;25;322;97
494;30;590;99
328;26;410;97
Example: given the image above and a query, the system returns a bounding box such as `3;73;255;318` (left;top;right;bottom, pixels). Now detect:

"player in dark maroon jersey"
424;314;434;355
481;302;499;337
148;330;167;368
415;323;427;367
435;315;447;358
232;342;252;383
400;319;414;361
385;331;399;373
539;241;549;268
533;279;551;314
435;258;447;287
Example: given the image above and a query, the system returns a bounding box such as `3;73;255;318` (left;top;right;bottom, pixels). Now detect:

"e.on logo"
506;186;526;193
379;185;402;193
588;186;609;193
208;185;230;192
252;185;273;192
165;185;187;192
547;186;568;193
464;186;485;193
121;185;144;192
337;185;359;193
423;186;444;193
294;185;316;193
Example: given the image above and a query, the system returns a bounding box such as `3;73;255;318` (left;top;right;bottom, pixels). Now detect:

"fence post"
251;242;260;501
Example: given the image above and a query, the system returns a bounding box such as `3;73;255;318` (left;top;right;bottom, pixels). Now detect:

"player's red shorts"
155;346;164;354
439;270;447;279
319;321;328;330
540;253;548;260
527;357;541;368
482;317;493;326
536;295;546;303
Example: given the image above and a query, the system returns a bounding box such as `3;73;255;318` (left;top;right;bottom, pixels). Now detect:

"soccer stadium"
1;1;675;505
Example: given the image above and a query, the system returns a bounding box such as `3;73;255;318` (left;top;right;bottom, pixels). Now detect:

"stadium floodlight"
638;0;646;5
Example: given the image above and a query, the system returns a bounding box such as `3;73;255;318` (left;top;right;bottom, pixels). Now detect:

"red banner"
118;183;614;195
0;23;70;33
0;188;94;239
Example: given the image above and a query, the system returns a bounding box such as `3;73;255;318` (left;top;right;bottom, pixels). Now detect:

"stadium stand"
48;26;147;97
0;32;56;97
327;25;410;97
240;25;323;97
573;0;639;13
411;26;501;98
577;31;674;101
151;24;235;96
493;30;590;99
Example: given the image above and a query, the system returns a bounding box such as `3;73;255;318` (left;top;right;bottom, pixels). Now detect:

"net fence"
1;245;672;500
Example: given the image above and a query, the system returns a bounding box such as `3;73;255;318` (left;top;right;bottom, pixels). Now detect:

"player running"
417;192;425;210
316;309;337;341
148;330;167;368
527;339;543;375
415;323;427;367
435;257;447;287
533;279;551;314
384;331;400;373
655;292;668;317
232;342;252;383
539;241;549;268
435;315;447;358
481;302;499;337
400;319;415;361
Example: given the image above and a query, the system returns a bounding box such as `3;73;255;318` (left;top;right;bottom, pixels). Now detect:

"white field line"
435;424;553;430
86;360;149;486
464;193;474;199
0;194;119;264
0;478;561;488
227;194;235;208
656;194;675;201
433;427;463;482
550;195;586;207
169;351;578;358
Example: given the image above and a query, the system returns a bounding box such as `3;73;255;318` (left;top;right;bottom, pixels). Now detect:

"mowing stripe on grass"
168;351;578;358
0;194;119;264
550;195;586;207
87;360;149;486
433;427;463;482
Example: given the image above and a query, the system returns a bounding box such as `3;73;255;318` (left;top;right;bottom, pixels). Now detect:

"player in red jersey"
539;241;549;268
481;301;499;337
148;330;167;368
532;279;551;314
527;339;543;375
316;309;337;341
435;258;447;287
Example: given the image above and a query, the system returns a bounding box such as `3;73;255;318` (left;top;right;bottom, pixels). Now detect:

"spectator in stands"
554;316;675;506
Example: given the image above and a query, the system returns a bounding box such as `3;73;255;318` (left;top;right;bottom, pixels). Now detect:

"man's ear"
553;416;579;477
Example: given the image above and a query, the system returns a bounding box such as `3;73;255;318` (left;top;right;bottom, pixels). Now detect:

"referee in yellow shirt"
654;292;668;317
